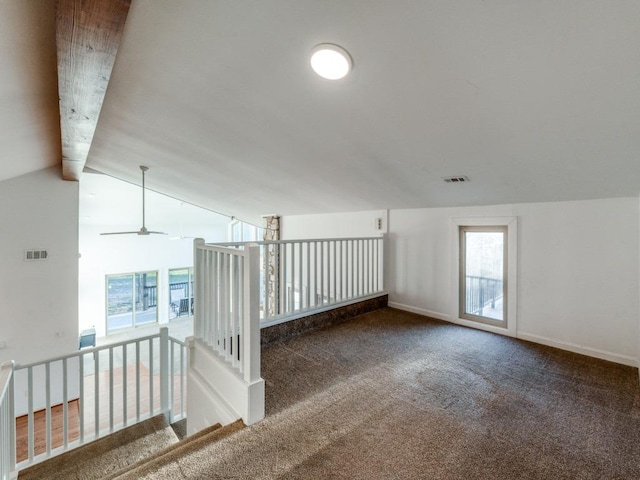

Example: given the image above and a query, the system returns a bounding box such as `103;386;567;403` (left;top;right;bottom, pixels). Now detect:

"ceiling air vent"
443;176;470;183
25;249;48;261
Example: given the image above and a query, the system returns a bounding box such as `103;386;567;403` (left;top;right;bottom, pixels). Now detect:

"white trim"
389;302;637;367
451;216;518;337
451;316;517;338
517;331;638;367
387;302;450;322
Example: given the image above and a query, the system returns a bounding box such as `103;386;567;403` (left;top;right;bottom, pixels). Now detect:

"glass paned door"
106;274;134;332
460;227;507;326
106;271;158;333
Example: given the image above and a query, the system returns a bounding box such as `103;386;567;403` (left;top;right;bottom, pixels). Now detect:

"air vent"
25;249;48;261
443;176;470;183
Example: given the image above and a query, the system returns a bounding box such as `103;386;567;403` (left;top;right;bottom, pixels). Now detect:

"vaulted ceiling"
2;1;640;225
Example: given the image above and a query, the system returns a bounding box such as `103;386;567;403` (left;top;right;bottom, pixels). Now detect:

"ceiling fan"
100;165;168;236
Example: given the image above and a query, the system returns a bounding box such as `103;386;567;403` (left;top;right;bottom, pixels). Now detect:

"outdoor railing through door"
465;275;503;317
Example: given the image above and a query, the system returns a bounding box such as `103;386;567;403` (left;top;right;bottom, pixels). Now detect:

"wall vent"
443;175;470;183
25;249;48;261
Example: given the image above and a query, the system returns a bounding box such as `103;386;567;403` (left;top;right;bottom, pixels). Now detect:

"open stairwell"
17;415;244;480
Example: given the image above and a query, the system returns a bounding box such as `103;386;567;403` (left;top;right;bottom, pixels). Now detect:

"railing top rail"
0;360;15;401
209;235;384;248
195;241;258;256
168;337;186;347
15;332;165;370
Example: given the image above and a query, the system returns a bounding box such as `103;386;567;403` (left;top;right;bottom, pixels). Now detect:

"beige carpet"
96;307;640;479
18;414;179;480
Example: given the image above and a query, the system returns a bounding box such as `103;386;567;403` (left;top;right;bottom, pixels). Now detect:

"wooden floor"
15;400;80;463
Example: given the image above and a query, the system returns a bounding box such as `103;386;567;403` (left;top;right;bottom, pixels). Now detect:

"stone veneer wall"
261;294;389;346
263;215;280;318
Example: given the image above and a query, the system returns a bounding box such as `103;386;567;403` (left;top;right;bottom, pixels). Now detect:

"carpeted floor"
120;307;640;479
18;414;179;480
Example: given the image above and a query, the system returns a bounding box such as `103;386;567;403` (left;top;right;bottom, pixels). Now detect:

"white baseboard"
388;302;638;368
387;302;451;322
516;332;638;368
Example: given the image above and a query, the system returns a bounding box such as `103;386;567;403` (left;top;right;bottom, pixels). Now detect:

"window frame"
451;217;518;337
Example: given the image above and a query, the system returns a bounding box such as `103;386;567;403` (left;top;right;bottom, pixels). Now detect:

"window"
106;271;158;333
451;217;517;336
459;226;507;327
230;220;264;243
169;267;193;320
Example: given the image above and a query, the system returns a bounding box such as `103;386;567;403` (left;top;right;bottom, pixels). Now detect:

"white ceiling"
3;1;640;225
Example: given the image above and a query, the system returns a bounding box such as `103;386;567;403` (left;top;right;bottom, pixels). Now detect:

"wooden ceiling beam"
57;0;131;181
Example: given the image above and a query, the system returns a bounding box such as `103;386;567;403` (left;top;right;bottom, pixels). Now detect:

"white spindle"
122;345;128;426
79;354;84;443
180;344;185;416
45;362;51;456
136;341;141;422
109;348;114;432
235;255;242;367
365;239;369;295
63;358;69;447
149;338;154;416
27;367;33;461
281;243;287;313
94;350;100;436
298;242;303;310
160;327;169;420
305;242;311;308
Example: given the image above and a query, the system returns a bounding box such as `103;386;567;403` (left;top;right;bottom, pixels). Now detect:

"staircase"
17;416;244;480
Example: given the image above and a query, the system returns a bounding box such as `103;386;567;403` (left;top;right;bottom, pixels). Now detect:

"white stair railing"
1;327;186;475
213;236;386;327
193;240;261;382
190;240;263;427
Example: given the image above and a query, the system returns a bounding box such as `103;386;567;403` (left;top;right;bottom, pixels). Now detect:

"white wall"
0;167;79;365
79;173;233;337
282;209;388;239
388;198;640;366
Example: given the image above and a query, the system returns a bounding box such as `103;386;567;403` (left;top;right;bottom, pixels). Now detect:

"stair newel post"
242;244;261;384
159;327;170;422
242;243;264;425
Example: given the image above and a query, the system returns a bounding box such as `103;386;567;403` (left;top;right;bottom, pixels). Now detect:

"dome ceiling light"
310;43;352;80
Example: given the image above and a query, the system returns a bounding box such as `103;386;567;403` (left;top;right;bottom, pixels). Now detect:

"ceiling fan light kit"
100;165;168;236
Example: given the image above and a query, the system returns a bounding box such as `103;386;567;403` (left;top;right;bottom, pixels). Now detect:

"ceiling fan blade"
146;231;168;235
100;231;141;236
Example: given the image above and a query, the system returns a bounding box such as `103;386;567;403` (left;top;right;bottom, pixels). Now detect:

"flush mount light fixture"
310;43;352;80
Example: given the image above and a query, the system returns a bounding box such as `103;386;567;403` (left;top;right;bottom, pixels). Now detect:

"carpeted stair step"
18;414;180;480
170;418;188;440
107;419;245;480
